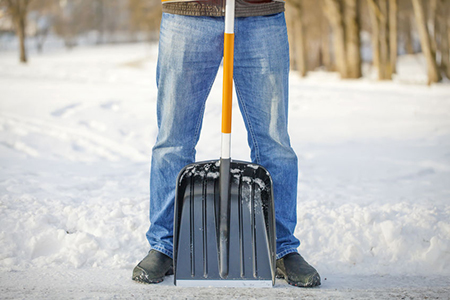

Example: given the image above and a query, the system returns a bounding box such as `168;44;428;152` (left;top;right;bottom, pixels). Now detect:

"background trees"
1;0;33;62
286;0;449;83
0;0;161;61
0;0;448;84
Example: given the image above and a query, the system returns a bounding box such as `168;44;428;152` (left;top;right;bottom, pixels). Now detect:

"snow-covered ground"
1;43;450;299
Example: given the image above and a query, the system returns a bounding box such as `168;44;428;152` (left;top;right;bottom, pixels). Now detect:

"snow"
1;43;450;299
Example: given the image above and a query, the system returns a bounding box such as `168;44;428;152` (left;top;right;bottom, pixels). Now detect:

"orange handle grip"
222;33;234;134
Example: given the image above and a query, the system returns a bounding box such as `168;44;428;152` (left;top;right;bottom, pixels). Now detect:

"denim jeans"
147;12;300;260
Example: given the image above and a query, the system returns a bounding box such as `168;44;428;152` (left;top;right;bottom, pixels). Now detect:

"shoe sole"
132;267;174;284
132;275;164;284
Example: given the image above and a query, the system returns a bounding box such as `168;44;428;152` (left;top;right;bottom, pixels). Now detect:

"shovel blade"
173;160;276;287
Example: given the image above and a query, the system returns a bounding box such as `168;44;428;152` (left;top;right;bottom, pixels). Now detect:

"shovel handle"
221;0;235;159
218;0;235;280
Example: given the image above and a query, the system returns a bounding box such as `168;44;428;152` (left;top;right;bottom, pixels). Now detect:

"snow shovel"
173;0;276;288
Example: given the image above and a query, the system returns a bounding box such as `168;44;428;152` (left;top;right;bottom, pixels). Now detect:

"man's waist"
161;0;285;18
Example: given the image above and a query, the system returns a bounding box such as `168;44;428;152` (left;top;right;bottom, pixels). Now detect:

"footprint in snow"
51;103;83;118
101;101;120;112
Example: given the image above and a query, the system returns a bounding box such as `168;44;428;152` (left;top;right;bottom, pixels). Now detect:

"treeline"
1;0;449;84
286;0;449;83
0;0;161;62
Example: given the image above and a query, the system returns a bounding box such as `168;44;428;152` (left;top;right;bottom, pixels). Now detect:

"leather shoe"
132;250;173;284
276;252;321;287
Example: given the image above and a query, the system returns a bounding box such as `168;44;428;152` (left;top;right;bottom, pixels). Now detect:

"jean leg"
147;14;223;258
233;13;300;258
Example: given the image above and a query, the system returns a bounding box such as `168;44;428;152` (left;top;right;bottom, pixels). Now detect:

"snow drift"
0;44;450;298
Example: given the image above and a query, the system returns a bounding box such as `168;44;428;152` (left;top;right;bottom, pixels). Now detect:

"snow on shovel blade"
173;160;276;287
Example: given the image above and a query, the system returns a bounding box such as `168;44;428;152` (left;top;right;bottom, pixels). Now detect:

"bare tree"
321;16;333;71
368;0;380;75
286;0;306;76
1;0;33;63
286;5;296;71
398;0;415;55
53;0;85;49
403;17;415;54
429;0;438;55
379;1;390;78
441;0;450;78
412;0;442;84
301;1;326;72
367;0;395;80
432;0;450;79
128;0;162;42
389;0;397;73
322;0;362;78
344;0;362;78
323;0;348;78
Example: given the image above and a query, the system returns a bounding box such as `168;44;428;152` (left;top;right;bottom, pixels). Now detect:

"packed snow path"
1;43;449;299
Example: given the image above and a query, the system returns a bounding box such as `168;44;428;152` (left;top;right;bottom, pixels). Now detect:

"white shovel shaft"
225;0;235;34
221;133;231;159
221;0;235;160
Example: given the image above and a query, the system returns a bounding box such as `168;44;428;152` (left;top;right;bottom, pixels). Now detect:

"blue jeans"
147;12;300;260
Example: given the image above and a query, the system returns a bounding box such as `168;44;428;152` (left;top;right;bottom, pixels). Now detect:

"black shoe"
132;250;174;284
276;252;321;287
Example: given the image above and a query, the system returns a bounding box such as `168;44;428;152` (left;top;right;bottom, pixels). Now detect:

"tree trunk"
441;22;450;79
6;0;31;63
389;0;397;74
379;0;391;79
440;0;450;79
448;4;450;75
429;0;438;56
344;0;361;78
324;0;348;78
368;0;380;77
292;1;307;76
412;0;442;84
286;0;307;76
321;20;333;71
404;13;415;54
447;19;450;79
286;4;296;71
368;0;390;79
17;13;27;63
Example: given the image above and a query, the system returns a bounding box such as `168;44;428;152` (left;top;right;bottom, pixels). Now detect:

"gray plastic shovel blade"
173;160;276;287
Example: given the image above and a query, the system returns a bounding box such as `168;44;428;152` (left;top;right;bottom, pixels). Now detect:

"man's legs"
148;12;299;261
